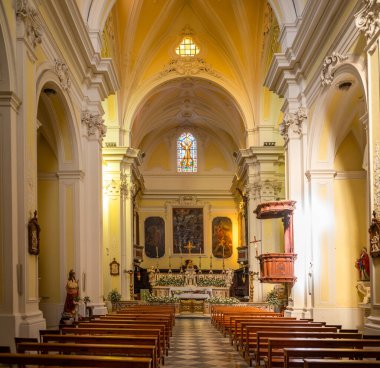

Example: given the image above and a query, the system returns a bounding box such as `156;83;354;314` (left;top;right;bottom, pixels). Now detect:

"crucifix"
184;240;195;255
250;236;261;257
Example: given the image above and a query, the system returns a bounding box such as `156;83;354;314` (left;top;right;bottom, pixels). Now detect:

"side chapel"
1;0;380;348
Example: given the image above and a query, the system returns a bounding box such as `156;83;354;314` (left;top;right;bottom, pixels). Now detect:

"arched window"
177;132;197;173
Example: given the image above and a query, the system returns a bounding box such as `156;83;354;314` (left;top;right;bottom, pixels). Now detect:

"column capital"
355;0;380;48
280;107;307;143
305;169;337;181
16;0;43;49
81;110;106;142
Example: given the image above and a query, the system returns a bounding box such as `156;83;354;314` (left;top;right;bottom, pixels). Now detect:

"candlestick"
199;256;201;269
155;246;159;258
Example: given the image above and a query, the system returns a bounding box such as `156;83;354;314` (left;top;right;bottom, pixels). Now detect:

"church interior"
1;0;380;357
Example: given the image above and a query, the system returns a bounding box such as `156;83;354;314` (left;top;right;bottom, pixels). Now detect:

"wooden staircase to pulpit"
254;200;297;284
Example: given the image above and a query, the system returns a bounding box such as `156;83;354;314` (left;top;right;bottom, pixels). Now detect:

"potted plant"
107;289;122;311
265;288;282;312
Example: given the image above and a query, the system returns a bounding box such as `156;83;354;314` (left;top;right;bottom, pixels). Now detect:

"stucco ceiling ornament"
81;110;107;140
279;107;307;142
55;59;71;91
320;52;348;87
160;57;221;78
16;0;43;48
355;0;380;44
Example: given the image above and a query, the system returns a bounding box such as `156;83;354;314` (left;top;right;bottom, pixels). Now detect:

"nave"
166;317;248;368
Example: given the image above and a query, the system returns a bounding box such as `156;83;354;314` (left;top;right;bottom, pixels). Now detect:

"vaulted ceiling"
103;0;279;152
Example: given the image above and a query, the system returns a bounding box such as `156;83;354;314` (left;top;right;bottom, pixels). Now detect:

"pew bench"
282;347;380;368
303;359;380;367
42;333;162;365
17;342;158;368
0;352;152;367
261;337;380;368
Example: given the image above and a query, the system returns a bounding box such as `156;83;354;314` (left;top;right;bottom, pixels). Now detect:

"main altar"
148;268;234;313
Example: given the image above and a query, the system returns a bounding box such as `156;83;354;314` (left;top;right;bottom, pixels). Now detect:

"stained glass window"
177;132;197;173
175;37;200;57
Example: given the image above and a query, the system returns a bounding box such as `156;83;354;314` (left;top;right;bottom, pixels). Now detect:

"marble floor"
165;317;249;368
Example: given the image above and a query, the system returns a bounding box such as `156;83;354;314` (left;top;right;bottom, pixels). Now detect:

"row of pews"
211;305;380;368
0;304;176;367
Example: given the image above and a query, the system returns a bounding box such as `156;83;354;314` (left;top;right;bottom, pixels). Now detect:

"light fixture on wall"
337;80;353;91
43;88;57;96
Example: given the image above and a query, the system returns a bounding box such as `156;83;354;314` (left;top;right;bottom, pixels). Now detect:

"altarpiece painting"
212;217;233;258
144;217;165;258
173;208;204;254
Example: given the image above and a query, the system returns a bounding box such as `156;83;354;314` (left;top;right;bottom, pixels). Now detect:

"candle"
156;246;159;258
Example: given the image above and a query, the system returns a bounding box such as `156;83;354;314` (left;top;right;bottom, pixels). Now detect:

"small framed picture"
28;210;40;256
110;258;120;276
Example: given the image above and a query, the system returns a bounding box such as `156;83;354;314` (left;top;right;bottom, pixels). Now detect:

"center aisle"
165;317;249;368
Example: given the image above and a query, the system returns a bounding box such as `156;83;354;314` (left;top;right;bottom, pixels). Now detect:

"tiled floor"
165;317;249;368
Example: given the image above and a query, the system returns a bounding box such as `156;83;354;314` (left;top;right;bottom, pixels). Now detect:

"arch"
308;61;367;171
122;73;252;147
0;1;17;91
268;0;299;27
84;0;116;31
35;66;81;171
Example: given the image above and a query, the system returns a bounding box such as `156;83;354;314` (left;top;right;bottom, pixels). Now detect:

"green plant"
73;295;81;303
265;289;281;306
107;289;122;304
83;296;91;304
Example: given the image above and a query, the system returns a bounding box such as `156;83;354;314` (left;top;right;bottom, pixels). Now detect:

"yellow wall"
334;132;366;307
37;135;60;303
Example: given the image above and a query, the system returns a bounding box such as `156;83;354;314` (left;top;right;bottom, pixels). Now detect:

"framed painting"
173;208;204;254
109;258;120;276
212;217;232;258
144;217;165;258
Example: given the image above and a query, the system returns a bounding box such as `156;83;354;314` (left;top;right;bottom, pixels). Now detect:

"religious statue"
355;247;370;281
63;270;79;315
184;259;197;286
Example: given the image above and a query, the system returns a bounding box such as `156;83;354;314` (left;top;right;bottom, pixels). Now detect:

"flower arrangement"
155;276;185;287
197;276;227;287
145;293;180;304
73;295;81;303
265;289;281;306
107;289;122;304
83;296;91;304
206;296;240;304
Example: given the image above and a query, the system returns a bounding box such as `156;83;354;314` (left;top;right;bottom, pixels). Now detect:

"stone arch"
123;73;251;147
306;60;368;327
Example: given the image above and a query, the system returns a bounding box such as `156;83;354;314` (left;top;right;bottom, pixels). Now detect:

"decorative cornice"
355;0;380;44
160;57;221;78
81;110;106;140
16;0;43;48
55;59;71;91
320;52;348;87
279;107;307;142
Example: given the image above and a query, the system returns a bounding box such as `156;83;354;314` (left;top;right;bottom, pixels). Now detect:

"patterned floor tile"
165;317;249;368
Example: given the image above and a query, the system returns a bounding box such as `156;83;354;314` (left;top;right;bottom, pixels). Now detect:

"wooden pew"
17;342;158;368
303;359;380;367
282;347;380;368
0;352;152;367
77;322;169;351
244;325;337;360
43;333;162;365
263;337;380;368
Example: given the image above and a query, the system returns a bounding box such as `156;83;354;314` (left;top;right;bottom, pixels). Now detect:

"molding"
0;91;22;111
279;107;307;143
320;52;349;87
305;169;337;181
81;110;106;140
334;171;367;180
160;57;221;79
16;0;43;48
355;0;380;47
56;170;85;180
54;58;71;91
